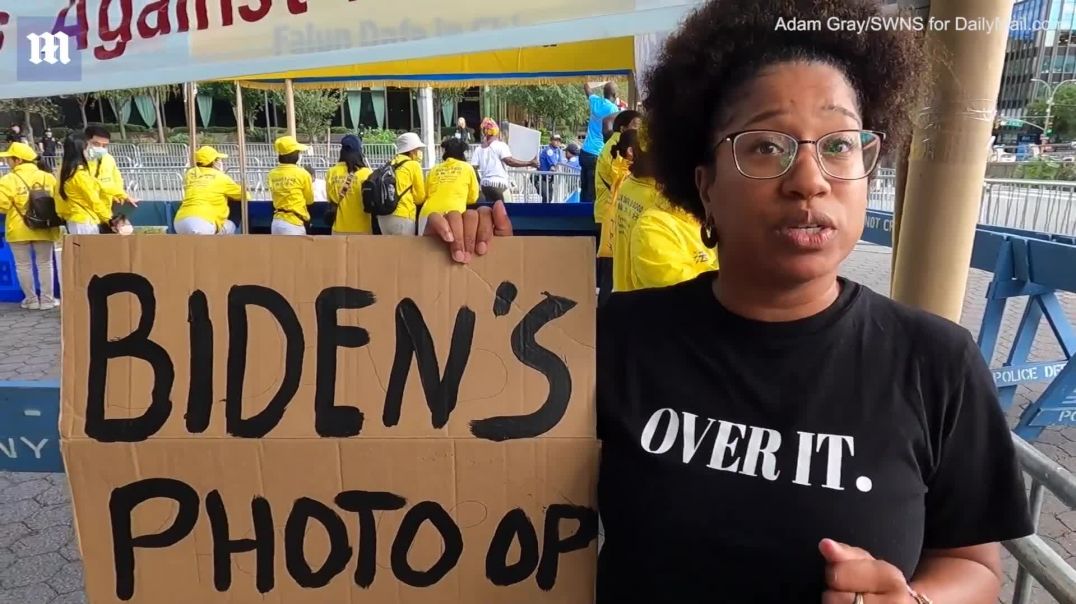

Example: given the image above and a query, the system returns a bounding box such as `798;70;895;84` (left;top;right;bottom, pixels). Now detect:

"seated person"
174;146;242;235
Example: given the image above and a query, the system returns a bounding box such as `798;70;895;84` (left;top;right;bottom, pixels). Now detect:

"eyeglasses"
714;129;885;180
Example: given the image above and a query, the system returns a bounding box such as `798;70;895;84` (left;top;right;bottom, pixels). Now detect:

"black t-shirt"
596;273;1032;603
41;137;57;156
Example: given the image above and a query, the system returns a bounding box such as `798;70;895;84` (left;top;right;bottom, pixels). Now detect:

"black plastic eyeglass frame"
712;129;887;180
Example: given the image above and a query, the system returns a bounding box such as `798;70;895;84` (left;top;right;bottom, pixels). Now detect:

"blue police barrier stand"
862;210;1076;441
0;380;63;473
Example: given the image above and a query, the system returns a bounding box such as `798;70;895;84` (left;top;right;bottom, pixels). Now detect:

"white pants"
174;217;236;235
10;241;55;304
378;215;416;236
67;221;100;235
271;219;306;235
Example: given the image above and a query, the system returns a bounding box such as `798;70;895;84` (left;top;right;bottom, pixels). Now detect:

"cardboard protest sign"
60;236;598;603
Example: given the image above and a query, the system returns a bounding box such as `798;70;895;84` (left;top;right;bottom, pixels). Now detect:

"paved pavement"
0;243;1073;603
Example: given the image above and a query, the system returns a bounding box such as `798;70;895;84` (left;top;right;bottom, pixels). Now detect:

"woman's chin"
769;257;842;285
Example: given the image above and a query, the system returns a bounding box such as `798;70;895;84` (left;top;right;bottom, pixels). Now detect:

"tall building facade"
994;0;1076;142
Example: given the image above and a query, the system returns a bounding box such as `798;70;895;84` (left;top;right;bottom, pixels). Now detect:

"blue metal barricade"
0;380;62;473
862;209;1076;441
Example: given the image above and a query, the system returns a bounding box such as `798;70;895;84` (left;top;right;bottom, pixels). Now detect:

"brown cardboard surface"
60;235;598;603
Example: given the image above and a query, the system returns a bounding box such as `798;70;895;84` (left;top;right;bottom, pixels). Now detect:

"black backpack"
13;172;64;229
362;158;413;216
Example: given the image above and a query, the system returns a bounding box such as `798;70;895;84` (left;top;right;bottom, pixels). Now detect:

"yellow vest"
326;163;374;234
0;164;60;243
268;163;314;226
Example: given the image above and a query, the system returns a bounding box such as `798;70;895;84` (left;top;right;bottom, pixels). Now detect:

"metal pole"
264;90;272;143
185;82;198;166
1013;480;1046;604
1044;96;1053;144
235;82;250;235
285;79;297;138
890;0;1012;322
419;86;436;169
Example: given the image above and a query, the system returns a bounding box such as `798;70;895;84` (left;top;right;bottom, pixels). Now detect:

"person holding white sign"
470;118;538;203
431;0;1033;601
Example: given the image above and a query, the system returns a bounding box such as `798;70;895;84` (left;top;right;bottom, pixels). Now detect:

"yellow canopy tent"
234;37;636;89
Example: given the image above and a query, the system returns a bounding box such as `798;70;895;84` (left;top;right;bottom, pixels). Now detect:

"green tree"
98;89;137;140
130;85;180;143
500;84;589;139
1026;85;1076;142
72;93;92;129
293;89;342;143
199;82;282;133
0;97;60;143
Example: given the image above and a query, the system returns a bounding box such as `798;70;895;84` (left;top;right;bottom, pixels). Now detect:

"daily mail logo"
27;31;72;66
16;16;82;82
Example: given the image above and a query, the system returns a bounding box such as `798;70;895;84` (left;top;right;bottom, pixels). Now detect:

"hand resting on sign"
423;200;513;264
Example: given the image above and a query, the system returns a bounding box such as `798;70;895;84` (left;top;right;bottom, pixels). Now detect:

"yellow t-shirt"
627;203;719;292
0;164;60;243
175;167;242;229
392;155;426;220
326;163;373;234
88;153;126;202
598;154;632;258
612;175;664;292
57;166;111;225
594;131;621;223
420;158;479;219
268;163;314;226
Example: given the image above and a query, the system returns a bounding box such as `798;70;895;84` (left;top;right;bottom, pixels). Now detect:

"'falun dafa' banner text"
0;0;699;99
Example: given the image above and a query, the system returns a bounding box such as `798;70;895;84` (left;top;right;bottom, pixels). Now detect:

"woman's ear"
695;164;714;212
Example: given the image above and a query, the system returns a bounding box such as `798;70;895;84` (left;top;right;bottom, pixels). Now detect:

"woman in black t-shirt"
426;0;1034;601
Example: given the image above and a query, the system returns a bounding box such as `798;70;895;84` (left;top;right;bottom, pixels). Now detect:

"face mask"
117;223;134;236
87;147;107;161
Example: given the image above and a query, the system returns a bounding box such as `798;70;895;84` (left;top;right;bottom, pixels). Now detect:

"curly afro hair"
643;0;926;220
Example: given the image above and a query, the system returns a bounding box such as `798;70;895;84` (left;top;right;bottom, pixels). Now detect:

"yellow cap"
0;142;38;162
194;146;227;165
274;136;309;155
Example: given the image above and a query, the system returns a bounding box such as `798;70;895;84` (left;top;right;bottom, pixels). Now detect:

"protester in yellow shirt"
594;110;642;235
0;142;60;309
268;136;314;235
327;135;374;235
378;132;427;236
85;125;139;208
419;137;480;235
595;111;642;305
629;201;718;291
174;146;242;235
611;126;717;292
57;133;112;235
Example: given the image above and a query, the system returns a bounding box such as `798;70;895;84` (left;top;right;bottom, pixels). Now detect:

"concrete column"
890;0;1011;322
284;79;297;138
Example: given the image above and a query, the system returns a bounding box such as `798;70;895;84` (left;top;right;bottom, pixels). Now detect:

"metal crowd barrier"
1007;435;1076;604
123;167;582;204
866;174;1076;237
